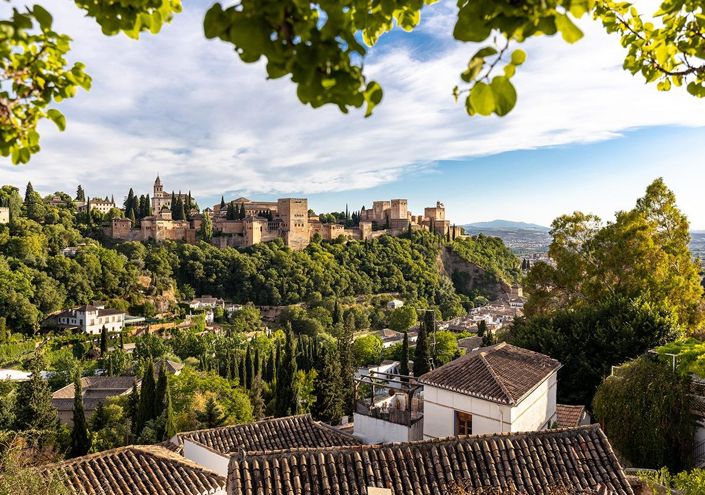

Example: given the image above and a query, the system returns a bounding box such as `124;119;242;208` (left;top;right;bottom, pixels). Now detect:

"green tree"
154;364;168;419
127;382;140;437
399;331;410;378
434;330;460;365
249;375;265;420
593;356;695;471
339;313;355;415
162;380;176;440
352;334;383;367
7;2;705;163
525;179;703;328
14;361;56;432
196;396;225;428
273;326;297;417
414;311;433;376
510;296;677;406
99;324;108;356
69;371;90;458
199;211;213;242
387;305;417;332
0;317;8;345
135;360;156;436
314;346;343;425
244;345;253;390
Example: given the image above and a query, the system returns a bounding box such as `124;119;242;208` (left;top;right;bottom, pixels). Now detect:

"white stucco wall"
183;440;230;476
422;370;558;439
353;413;422;443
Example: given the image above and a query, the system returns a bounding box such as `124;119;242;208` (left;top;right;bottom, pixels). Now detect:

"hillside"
463;220;550;232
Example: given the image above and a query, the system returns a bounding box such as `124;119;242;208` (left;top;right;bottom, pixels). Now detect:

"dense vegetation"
593;356;695;471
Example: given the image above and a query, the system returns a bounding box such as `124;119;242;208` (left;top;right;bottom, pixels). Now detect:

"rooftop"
175;414;361;455
40;445;225;495
52;376;138;412
227;425;633;495
556;404;588;428
418;342;560;405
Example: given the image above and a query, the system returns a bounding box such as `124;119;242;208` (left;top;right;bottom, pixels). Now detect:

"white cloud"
2;0;704;206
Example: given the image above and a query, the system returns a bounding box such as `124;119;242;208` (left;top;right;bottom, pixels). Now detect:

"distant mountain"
463;220;550;233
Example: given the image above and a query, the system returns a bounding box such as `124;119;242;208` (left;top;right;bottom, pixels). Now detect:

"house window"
455;411;473;436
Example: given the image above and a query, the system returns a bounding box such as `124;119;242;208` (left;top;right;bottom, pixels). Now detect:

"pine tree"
314;346;343;424
413;312;433;377
14;363;56;431
339;313;355;416
196;397;225;428
274;325;297;417
76;185;85;201
250;376;265;420
400;331;410;379
135;360;156;436
69;372;90;458
100;325;108;356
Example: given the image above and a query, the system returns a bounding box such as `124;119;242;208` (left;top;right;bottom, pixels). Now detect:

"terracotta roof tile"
419;343;561;405
227;426;633;495
556;404;587;428
177;414;361;455
41;445;225;495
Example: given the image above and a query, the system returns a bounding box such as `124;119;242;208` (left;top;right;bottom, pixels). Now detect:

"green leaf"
503;63;516;78
555;14;584;43
454;7;492;42
511;49;526;66
33;5;53;30
364;81;383;117
46;109;66;131
490;76;517;116
471;46;498;59
203;4;227;39
461;57;484;83
469;82;495;116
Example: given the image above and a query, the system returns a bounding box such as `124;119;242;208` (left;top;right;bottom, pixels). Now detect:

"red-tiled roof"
556;404;588;428
227;425;633;495
176;414;361;455
41;445;225;495
418;343;560;405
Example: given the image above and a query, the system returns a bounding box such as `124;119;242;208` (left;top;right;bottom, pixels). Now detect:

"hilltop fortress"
110;176;462;250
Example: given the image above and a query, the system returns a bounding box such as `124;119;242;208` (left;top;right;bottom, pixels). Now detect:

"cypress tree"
135;360;156;435
155;364;168;419
76;185;85;201
220;196;226;209
124;188;134;215
239;203;246;219
244;346;253;389
314;346;343;424
100;325;108;356
413;312;433;377
339;313;355;415
226;202;235;220
69;371;90;458
162;379;176;440
128;382;140;436
24;182;34;204
400;331;410;379
128;208;136;226
274;325;297;417
14;362;56;431
332;300;342;325
145;194;152;216
254;347;260;377
177;197;186;221
200;211;213;241
446;229;451;242
250;376;265;420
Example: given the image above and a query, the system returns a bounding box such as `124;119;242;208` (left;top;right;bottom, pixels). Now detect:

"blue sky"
3;1;705;227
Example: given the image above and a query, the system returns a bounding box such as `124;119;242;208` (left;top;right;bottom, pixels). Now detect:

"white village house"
55;303;125;335
353;342;561;444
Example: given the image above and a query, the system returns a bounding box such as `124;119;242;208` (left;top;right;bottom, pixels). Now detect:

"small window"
455;411;473;436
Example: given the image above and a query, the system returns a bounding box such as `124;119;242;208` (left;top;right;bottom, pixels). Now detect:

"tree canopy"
524;178;703;329
4;1;705;163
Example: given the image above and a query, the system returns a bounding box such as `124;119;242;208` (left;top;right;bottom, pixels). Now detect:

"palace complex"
109;176;463;250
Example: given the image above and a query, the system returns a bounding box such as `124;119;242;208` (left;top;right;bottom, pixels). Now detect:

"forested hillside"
0;184;529;334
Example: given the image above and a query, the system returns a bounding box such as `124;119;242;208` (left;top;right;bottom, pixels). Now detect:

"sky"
2;1;705;227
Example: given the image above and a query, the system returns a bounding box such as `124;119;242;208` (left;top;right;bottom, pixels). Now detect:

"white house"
56;304;125;335
419;342;560;439
0;368;31;381
386;299;404;310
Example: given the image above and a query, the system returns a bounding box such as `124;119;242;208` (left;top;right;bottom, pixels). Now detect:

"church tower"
154;175;163;196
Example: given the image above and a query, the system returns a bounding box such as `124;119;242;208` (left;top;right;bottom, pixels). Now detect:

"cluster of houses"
31;341;645;495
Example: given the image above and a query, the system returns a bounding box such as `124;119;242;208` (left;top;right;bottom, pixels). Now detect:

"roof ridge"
176;414;314;439
236;425;603;460
478;351;515;405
